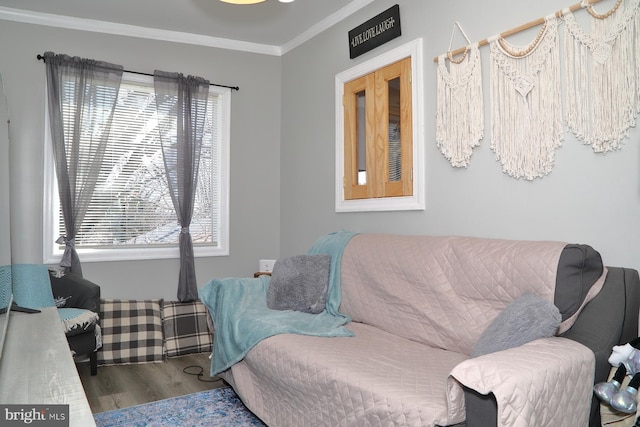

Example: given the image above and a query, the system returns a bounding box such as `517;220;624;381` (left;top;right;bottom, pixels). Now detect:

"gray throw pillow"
471;292;561;358
267;254;332;314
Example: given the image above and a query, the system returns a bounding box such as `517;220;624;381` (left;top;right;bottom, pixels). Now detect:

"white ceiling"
0;0;376;54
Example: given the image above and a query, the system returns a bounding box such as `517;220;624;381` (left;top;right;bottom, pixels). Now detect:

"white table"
0;307;96;427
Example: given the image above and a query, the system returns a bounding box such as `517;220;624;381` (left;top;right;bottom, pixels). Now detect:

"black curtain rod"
36;54;239;91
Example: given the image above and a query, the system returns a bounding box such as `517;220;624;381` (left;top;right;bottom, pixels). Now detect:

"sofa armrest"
460;267;640;427
49;272;101;313
449;337;594;427
559;266;640;426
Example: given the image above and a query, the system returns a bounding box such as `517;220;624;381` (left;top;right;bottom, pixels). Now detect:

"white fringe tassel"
490;17;563;180
563;0;640;152
436;44;484;168
60;310;99;334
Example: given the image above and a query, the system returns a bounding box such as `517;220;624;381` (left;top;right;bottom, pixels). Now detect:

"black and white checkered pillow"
163;300;212;358
98;299;164;366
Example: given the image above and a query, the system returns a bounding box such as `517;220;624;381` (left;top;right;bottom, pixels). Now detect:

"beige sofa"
210;233;640;427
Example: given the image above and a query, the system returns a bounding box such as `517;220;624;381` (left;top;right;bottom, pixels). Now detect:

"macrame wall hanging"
489;16;563;180
563;0;640;153
436;22;484;168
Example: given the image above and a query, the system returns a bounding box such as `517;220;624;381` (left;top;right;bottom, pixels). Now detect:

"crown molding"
281;0;376;54
0;6;281;56
0;1;375;57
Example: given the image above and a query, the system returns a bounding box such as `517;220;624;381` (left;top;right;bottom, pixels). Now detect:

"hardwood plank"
77;353;226;414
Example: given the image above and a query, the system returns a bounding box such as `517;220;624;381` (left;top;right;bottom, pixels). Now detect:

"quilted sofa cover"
218;234;628;426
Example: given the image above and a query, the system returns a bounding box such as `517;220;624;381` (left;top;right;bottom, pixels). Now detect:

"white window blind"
44;72;230;262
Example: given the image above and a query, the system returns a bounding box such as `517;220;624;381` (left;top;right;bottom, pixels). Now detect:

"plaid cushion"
98;299;164;365
163;300;212;358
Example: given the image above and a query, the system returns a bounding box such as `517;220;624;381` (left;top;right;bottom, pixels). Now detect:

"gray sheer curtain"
44;52;123;276
154;71;209;302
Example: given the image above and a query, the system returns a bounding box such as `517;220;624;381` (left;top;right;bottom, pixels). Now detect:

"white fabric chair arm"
447;337;594;427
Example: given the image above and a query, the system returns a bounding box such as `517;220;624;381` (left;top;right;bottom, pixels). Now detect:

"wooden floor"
77;353;227;414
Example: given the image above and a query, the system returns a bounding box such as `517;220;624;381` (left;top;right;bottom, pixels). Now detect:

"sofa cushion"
235;321;470;426
471;292;561;357
98;299;164;365
340;234;569;355
267;254;331;314
555;244;604;321
162;300;212;357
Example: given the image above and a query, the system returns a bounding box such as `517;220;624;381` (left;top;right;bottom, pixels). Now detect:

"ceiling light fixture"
219;0;266;4
219;0;294;4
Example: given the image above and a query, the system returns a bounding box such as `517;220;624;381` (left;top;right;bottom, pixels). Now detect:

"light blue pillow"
12;264;55;309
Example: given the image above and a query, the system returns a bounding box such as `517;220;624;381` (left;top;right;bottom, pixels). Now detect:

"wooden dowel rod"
433;0;604;62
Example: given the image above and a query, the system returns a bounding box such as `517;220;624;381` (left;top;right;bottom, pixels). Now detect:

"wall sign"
348;4;401;59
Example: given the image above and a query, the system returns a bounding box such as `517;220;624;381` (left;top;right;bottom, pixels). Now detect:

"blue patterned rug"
94;387;266;427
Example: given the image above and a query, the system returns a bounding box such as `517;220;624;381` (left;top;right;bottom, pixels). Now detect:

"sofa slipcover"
205;233;640;426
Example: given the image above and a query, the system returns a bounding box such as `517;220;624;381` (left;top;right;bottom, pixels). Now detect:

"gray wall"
2;0;639;299
280;0;640;272
0;21;281;299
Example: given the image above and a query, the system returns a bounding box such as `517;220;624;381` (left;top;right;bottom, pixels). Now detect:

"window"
343;57;412;200
335;39;425;212
43;73;230;263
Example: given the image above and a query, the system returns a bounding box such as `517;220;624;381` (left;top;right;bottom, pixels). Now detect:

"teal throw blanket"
199;231;356;375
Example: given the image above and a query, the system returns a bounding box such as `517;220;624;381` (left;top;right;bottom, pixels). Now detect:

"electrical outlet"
259;259;276;273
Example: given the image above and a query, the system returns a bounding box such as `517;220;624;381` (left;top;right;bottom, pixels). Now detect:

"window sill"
335;195;424;213
43;245;228;264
